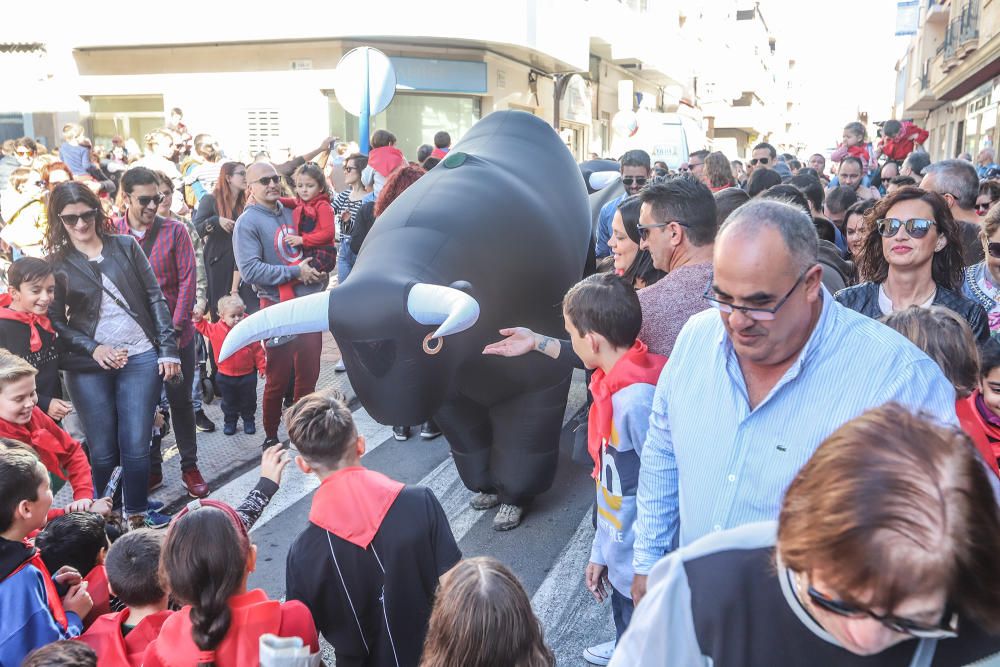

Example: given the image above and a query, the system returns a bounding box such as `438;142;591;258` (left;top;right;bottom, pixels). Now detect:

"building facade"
897;0;1000;160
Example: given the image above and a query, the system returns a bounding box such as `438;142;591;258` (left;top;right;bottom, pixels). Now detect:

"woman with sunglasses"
331;152;370;292
194;161;256;320
46;182;179;530
962;204;1000;336
610;403;1000;666
976;180;1000;217
834;187;989;343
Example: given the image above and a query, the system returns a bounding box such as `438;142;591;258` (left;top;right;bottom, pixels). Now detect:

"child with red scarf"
563;274;666;660
365;129;406;195
0;257;73;421
277;163;336;302
143;499;318;666
0;444;93;666
0;350;106;515
284;389;461;666
967;337;1000;470
877;118;929;162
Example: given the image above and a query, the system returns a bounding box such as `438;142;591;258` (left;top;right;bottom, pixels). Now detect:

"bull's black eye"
352;339;395;378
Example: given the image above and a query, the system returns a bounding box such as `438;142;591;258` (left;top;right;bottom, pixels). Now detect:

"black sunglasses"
750;157;771;166
622;176;647;187
876;217;936;239
807;585;958;639
254;175;281;186
636;220;689;241
987;242;1000;259
132;193;165;208
58;209;99;227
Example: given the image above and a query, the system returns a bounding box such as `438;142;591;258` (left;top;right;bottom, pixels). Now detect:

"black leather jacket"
49;234;179;361
834;281;990;343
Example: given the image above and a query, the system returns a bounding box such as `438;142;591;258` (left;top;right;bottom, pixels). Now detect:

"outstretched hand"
482;327;537;357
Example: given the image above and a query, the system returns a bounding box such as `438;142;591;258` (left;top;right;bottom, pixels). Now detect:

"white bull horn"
588;170;621;191
218;290;330;362
407;283;480;338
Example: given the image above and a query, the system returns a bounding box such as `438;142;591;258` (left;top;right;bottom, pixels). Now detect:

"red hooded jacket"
142;589;317;667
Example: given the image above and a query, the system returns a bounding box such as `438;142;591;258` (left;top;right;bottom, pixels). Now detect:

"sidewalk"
54;331;354;512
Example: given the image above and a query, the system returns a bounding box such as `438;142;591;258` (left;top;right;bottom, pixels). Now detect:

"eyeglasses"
58;209;99;227
806;585;958;639
132;193;165;208
343;166;357;173
622;176;647;188
750;157;771;166
636;220;688;241
987;241;1000;259
876;217;936;239
15;149;33;157
688;162;703;169
253;175;281;186
679;167;690;173
703;266;811;321
233;170;247;177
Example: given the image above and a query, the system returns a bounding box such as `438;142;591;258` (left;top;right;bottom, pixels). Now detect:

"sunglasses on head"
750;157;770;166
622;176;647;187
876;217;936;239
133;193;165;208
806;585;958;639
58;209;99;227
254;175;281;186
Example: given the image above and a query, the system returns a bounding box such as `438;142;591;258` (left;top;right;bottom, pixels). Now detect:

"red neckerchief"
368;146;406;177
293;191;331;230
587;341;667;479
152;589;280;666
308;467;404;548
81;609;172;667
83;564;111;628
0;407;69;481
430;147;449;160
0;294;55;353
9;546;69;629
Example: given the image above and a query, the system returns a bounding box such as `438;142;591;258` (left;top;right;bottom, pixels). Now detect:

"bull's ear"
449;280;473;294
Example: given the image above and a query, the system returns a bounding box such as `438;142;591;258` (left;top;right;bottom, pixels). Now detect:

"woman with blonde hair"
703;151;735;192
421;557;554;667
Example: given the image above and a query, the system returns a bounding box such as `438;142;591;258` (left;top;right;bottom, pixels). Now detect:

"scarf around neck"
0;293;55;352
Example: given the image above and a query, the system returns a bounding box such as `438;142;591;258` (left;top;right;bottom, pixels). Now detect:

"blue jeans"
65;348;162;515
611;588;634;641
190;335;206;411
337;239;356;284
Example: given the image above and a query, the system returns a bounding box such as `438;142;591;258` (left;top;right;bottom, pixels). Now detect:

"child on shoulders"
277;163;336;302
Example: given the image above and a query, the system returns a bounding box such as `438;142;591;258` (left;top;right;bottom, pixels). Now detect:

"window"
86;95;164;148
246;109;282;156
328;93;480;162
0;113;24;142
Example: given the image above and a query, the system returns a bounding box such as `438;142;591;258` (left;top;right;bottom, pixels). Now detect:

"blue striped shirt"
633;289;958;574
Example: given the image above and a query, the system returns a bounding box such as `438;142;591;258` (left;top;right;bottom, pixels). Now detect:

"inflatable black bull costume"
220;110;591;506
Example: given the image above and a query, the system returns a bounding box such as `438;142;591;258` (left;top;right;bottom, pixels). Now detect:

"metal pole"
360;47;371;154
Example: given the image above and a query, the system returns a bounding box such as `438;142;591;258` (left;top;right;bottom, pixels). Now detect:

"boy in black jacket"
284;390;460;667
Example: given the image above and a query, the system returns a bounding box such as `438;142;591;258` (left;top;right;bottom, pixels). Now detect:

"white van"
610;110;708;169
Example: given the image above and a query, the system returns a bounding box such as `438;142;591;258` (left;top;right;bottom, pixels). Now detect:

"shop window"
86;95;164;148
328;93;480;162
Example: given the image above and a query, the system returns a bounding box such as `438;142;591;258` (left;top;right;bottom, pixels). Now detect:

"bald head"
246;161;281;207
719;199;819;274
246;161;277;182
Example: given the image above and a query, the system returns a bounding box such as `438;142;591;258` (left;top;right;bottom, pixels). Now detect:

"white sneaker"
583;640;616;665
334;358;346;372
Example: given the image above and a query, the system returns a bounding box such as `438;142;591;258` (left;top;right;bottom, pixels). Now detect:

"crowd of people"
2;105;1000;667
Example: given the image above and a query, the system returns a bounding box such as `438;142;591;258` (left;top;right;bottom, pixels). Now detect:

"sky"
759;0;911;151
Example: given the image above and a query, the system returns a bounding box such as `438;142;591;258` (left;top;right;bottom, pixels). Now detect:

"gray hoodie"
233;201;328;303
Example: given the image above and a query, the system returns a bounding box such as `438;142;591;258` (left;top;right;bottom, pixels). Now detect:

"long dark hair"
160;506;249;666
45;182;114;257
855;187;964;290
212;162;246;220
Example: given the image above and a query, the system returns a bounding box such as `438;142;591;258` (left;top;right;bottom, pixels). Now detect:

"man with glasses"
614;404;1000;665
746;142;777;180
921;159;985;265
630;199;955;606
686;149;709;184
234;162;326;450
596;149;651;259
112;166;208;499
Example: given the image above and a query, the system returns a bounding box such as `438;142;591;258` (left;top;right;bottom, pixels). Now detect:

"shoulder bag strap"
138;217;163;258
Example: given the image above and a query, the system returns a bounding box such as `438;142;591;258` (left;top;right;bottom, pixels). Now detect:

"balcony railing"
937;0;979;59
